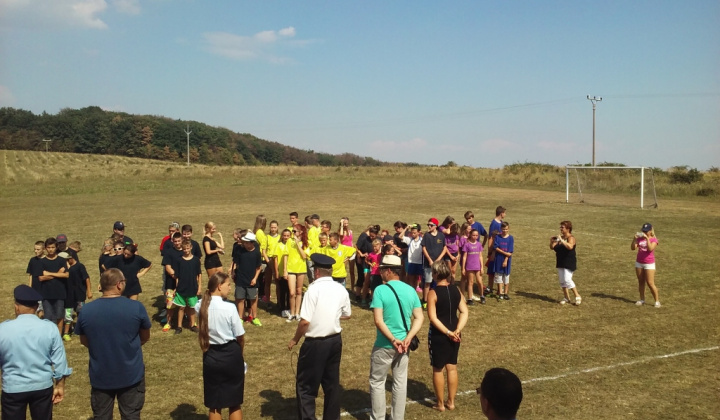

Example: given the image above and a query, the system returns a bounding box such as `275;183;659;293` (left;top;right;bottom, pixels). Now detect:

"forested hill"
0;106;383;166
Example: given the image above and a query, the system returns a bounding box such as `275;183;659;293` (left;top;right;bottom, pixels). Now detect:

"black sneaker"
466;299;475;306
190;326;199;333
503;294;510;300
480;296;486;304
175;328;182;335
484;287;492;295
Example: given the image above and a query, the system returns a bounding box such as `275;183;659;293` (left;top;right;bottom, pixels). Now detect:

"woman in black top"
427;260;468;412
550;220;582;305
109;244;152;300
203;222;225;278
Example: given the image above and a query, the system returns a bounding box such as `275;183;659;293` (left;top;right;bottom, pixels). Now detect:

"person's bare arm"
374;307;405;353
288;319;310;350
139;328;150;345
402;307;424;349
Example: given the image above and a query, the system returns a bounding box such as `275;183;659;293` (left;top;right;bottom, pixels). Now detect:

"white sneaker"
635;300;645;306
471;295;481;302
654;301;661;308
286;314;294;323
281;310;289;318
559;298;570;305
575;296;582;305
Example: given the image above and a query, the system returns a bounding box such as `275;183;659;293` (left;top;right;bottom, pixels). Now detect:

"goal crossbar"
565;166;654;208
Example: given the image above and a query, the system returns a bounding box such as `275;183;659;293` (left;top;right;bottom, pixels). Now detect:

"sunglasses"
114;247;124;251
427;224;436;227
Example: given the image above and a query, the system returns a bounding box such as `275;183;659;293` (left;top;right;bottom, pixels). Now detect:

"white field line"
338;346;719;418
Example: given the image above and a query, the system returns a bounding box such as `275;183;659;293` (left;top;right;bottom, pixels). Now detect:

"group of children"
24;207;513;340
26;236;90;341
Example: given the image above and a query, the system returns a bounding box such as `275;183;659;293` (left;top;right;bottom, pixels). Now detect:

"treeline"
0;106;384;166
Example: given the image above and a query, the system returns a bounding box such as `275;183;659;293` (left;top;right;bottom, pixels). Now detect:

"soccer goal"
565;166;658;209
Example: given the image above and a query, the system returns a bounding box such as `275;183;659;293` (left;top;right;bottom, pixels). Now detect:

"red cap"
429;218;439;226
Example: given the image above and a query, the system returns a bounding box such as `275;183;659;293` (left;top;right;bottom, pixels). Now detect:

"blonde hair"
204;222;215;234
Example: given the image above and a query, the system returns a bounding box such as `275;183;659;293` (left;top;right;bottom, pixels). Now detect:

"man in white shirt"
288;254;351;420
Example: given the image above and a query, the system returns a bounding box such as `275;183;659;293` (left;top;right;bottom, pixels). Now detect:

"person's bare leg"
228;406;242;420
445;364;458;410
287;275;297;316
432;367;445;411
636;267;646;301
645;269;659;303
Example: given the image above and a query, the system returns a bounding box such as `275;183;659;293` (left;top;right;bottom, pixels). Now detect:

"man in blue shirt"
0;285;72;420
75;268;151;420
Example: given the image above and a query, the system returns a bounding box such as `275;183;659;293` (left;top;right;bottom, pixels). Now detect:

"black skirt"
203;340;245;409
428;328;460;369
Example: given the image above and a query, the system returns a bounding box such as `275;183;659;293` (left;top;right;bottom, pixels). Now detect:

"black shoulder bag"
387;283;420;351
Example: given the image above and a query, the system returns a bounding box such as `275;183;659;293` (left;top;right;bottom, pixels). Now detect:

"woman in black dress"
108;244;152;300
427;260;468;411
203;222;225;278
197;272;245;420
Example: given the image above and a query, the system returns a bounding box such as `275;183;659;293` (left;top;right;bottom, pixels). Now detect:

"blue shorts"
407;263;423;276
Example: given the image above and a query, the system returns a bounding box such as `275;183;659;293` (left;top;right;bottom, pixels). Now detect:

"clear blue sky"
1;0;718;168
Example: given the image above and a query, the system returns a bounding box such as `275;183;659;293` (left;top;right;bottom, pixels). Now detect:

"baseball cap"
57;252;71;259
641;223;653;232
56;234;68;242
114;221;126;230
428;218;439;226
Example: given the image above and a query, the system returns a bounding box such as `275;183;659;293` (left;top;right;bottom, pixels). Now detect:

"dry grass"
0;150;718;419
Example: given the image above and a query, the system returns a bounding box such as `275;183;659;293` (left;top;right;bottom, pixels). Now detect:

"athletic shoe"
575;296;582;305
471;295;482;302
480;296;486;304
466;299;475;306
62;334;71;342
559;298;570;305
635;300;645;306
281;310;289;318
286;314;295;323
162;324;171;332
190;326;199;333
252;318;263;326
503;294;510;300
175;328;182;335
654;301;661;308
484;287;492;295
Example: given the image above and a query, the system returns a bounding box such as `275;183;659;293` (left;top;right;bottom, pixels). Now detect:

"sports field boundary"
336;345;719;418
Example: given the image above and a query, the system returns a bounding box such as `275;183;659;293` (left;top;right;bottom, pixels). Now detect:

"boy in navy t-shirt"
492;222;514;300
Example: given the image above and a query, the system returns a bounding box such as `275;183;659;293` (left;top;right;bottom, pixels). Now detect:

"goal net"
565;166;658;209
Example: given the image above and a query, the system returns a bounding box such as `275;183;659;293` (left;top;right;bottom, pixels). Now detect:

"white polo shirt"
300;276;351;338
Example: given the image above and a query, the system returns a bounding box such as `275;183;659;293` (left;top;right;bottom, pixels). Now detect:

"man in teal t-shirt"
369;255;423;420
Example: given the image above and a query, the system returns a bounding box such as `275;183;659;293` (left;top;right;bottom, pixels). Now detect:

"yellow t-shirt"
274;241;289;276
319;244;356;278
308;226;321;250
286;239;309;274
266;233;280;258
255;229;268;259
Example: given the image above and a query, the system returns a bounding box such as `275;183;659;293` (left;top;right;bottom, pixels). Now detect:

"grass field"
1;150;719;419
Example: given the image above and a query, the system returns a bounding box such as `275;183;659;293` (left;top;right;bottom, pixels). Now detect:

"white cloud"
203;27;303;63
0;0;110;29
112;0;140;15
0;85;16;106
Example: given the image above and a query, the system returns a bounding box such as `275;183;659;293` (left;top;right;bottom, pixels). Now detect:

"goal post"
565;166;658;209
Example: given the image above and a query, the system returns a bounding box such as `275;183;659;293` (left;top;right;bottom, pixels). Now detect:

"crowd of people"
0;208;660;419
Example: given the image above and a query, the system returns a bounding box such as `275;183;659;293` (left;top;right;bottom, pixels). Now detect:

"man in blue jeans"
75;268;151;419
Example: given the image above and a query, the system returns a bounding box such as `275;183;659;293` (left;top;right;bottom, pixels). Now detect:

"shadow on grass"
169;403;207;419
514;290;557;303
259;389;295;420
407;377;433;408
590;292;635;304
340;385;370;419
150;294;166;324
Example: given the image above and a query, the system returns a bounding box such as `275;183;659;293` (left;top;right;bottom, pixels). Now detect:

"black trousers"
1;386;53;420
296;334;342;420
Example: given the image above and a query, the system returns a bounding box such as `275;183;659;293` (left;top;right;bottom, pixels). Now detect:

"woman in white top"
197;272;246;420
